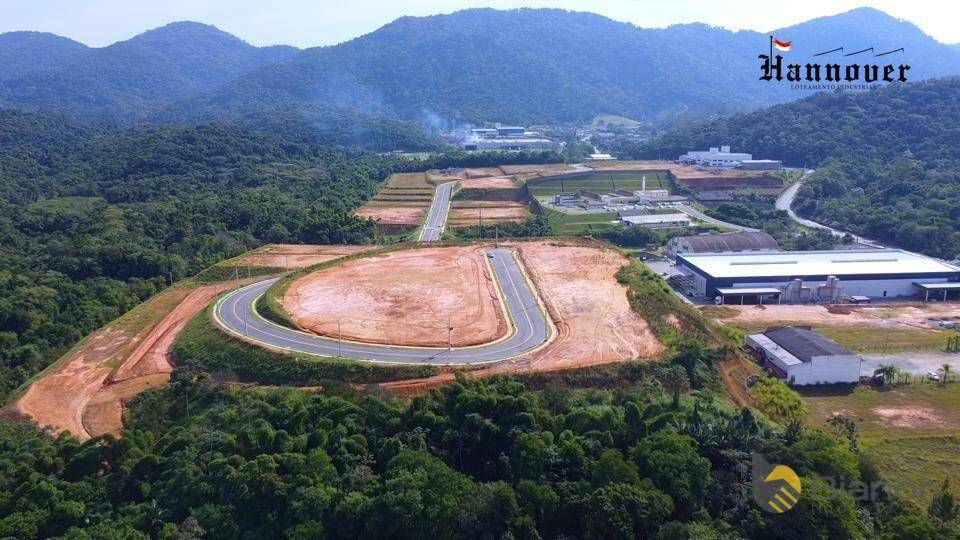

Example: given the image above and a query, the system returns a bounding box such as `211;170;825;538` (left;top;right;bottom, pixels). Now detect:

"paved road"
775;173;883;247
213;248;550;365
419;181;457;242
677;204;760;232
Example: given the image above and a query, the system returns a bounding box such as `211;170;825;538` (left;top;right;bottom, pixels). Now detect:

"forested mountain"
3;8;959;129
0;22;298;122
208;7;960;124
629;77;960;258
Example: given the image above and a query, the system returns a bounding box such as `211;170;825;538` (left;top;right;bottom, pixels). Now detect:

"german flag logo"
752;453;802;513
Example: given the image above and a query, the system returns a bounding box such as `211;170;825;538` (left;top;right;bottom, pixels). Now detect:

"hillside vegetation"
0;109;394;400
633;77;960;258
4;366;957;538
3;8;960;128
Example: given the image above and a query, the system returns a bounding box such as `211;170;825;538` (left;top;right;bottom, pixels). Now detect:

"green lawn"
537;205;619;235
801;383;960;502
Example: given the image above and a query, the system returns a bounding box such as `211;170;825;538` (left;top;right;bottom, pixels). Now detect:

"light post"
447;317;453;350
337;321;342;358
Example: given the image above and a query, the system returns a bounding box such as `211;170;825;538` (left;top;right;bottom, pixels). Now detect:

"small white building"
746;326;861;385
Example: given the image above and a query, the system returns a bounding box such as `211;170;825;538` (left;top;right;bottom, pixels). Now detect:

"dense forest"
0;108;399;399
630;78;960;258
1;362;955;538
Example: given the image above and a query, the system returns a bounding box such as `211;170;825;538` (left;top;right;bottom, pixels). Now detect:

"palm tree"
874;364;898;386
941;363;952;386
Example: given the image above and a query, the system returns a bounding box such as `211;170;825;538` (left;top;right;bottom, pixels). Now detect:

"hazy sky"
3;0;958;48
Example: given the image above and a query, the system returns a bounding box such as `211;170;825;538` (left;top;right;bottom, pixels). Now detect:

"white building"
621;213;691;229
679;145;753;168
675;248;960;303
464;138;556;151
746;326;861;385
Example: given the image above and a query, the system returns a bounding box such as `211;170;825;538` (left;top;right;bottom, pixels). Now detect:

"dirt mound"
283;247;508;348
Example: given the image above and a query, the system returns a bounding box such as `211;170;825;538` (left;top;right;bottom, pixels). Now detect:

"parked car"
927;371;941;382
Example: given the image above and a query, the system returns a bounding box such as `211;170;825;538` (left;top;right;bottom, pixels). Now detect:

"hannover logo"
752;453;802;513
759;35;910;83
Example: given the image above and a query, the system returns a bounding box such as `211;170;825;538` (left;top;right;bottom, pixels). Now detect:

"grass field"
802;383;960;502
526;172;669;196
589;114;643;129
537;205;619;235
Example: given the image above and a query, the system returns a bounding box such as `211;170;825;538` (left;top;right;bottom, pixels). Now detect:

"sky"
3;0;959;48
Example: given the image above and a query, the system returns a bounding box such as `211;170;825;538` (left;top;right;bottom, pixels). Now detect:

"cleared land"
2;244;365;440
702;304;956;353
232;244;378;269
282;247;508;348
383;239;664;393
802;384;960;502
449;202;530;227
3;282;235;440
354;172;437;233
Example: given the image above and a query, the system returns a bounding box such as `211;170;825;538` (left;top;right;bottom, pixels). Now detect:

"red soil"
4;283;239;440
234;244;377;269
283;247;508;347
459;176;517;188
354;206;426;226
382;240;665;393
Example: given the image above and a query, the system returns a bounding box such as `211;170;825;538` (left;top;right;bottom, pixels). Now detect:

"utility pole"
234;267;240;291
495;226;499;248
478;207;483;239
337;321;342;358
447;318;453;350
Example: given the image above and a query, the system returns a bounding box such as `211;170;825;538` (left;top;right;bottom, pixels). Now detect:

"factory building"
665;231;779;259
679;146;753;168
463;138;556;151
741;159;782;170
746;326;861;385
621;213;691;229
675;249;960;304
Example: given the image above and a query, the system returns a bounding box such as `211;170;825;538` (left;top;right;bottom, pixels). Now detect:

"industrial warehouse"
674;248;960;304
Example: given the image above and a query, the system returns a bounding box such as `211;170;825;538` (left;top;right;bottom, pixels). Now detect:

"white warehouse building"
676;249;960;304
746;326;861;385
679;145;752;168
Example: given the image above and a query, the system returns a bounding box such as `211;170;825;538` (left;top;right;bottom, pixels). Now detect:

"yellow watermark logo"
752;453;802;513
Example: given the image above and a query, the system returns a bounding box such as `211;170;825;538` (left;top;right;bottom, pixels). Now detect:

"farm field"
526;171;670;196
282;247;508;348
802;383;960;503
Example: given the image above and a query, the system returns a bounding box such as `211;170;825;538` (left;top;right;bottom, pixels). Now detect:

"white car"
927;371;941;382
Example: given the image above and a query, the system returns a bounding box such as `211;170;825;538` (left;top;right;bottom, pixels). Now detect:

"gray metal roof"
679;232;779;252
764;326;853;362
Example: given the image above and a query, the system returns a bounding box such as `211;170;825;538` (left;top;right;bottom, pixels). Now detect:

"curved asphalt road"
213;248;550;365
419;181;457;242
776;173;883;247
